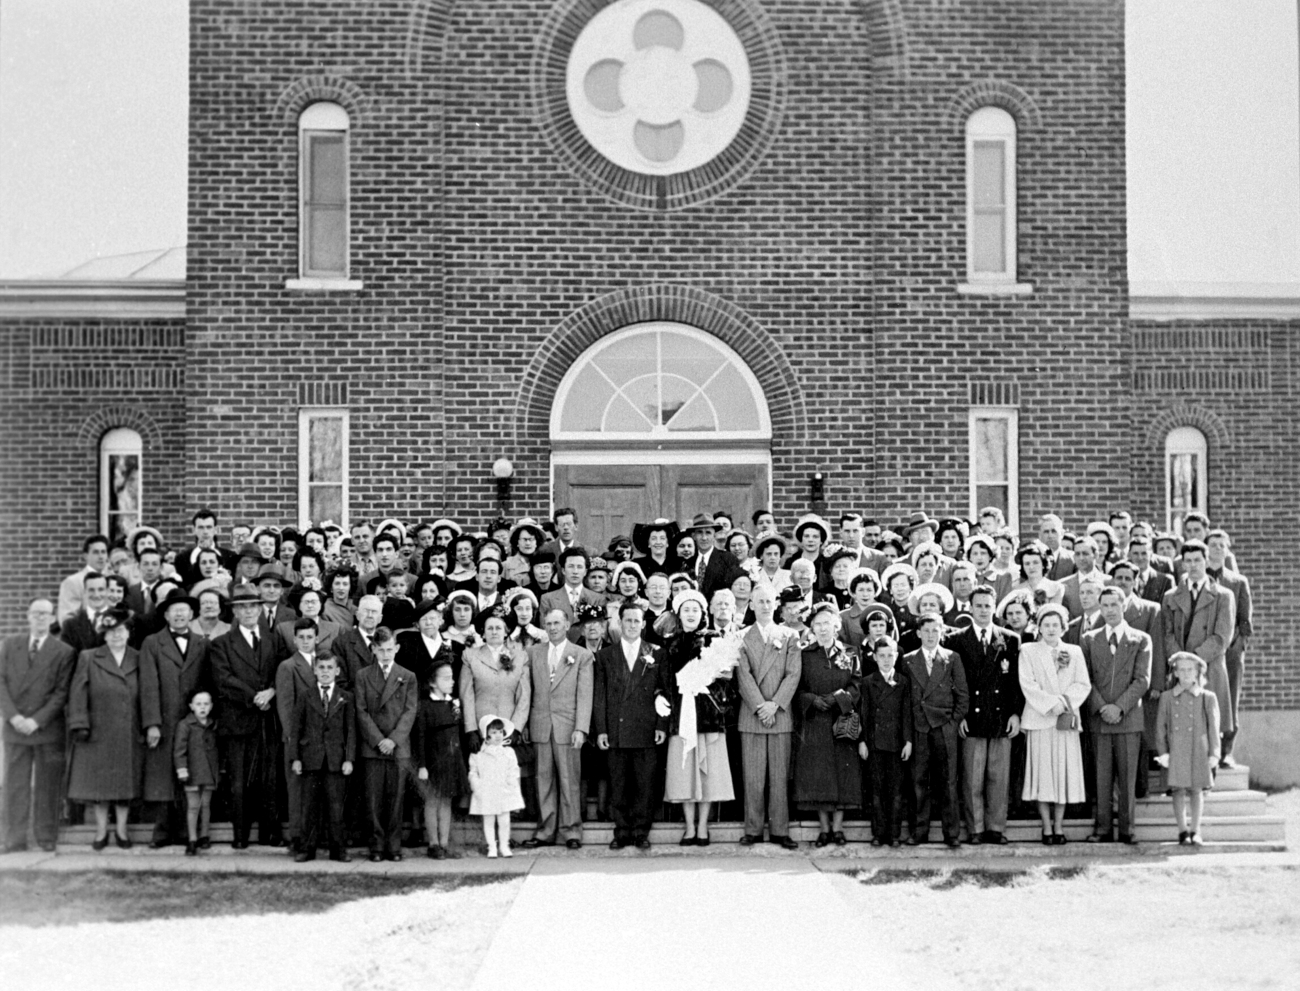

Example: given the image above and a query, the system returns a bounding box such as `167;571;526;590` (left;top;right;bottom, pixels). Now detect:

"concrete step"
1136;788;1269;818
1147;763;1249;792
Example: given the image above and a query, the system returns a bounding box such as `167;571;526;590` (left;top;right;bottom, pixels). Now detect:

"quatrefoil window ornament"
566;0;752;176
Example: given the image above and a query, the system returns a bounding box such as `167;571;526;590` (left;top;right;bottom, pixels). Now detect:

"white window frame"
286;102;363;291
298;408;350;530
100;427;143;541
960;107;1032;295
1165;426;1208;534
968;407;1019;533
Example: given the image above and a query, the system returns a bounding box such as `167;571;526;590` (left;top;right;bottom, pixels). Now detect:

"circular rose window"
566;1;751;175
534;0;786;210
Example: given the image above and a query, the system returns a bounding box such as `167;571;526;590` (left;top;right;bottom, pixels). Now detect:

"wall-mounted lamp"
809;471;826;510
493;457;514;512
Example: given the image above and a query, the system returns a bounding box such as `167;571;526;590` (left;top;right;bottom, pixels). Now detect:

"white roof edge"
0;280;186;320
1130;280;1300;320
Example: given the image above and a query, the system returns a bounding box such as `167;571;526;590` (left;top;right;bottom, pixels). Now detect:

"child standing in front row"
174;689;220;856
1156;651;1221;848
858;636;913;847
414;661;469;859
469;715;524;858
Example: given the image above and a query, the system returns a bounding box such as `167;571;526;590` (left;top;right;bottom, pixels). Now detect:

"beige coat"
1018;641;1091;732
460;642;531;734
526;639;594;743
735;625;802;734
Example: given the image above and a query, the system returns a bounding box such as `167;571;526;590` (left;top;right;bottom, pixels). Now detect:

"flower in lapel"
641;646;656;668
768;628;790;650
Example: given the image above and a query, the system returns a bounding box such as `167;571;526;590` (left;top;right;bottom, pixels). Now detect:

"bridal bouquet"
675;630;744;762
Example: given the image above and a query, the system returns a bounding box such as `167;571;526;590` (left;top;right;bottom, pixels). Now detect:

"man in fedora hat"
686;512;742;602
900;512;939;551
255;563;296;633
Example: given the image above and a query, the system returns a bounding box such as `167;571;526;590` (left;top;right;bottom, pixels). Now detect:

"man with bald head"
1;600;76;852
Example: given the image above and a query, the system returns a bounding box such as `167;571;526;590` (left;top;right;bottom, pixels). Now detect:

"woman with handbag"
793;602;863;846
1018;603;1091;844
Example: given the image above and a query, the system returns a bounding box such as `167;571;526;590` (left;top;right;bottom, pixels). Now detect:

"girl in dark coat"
794;602;863;846
67;607;143;849
173;689;220;855
413;661;469;859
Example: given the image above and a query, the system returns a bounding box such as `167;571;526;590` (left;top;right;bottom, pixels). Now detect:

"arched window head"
1165;426;1208;535
966;106;1018;283
100;427;142;544
298;102;350;279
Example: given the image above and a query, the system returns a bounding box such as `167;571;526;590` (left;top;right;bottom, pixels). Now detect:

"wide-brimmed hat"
612;561;647;587
1086;521;1118;544
880;561;919;591
753;533;788;560
908;582;955;616
414;597;446;620
575;601;606;625
900;512;939;537
126;524;165;553
686;512;722;533
793;514;831;544
848;568;882;595
823;546;858;570
965;533;998;559
724;529;754;553
632;519;679;554
478;714;516;739
508;517;546;549
157;587;199;615
255;562;292;587
672;589;708;615
375;518;408;544
228;582;262;604
445;589;478;613
236;542;264;561
777;585;808;607
98;605;133;631
503;586;538;612
430;518;463;536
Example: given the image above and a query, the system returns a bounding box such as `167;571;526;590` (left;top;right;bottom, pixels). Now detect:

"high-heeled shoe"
115;834;133;849
1040;831;1053;846
1052;833;1067;846
92;835;109;851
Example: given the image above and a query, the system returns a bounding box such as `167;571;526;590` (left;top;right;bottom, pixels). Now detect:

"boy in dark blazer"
288;654;355;862
903;614;968;847
858;635;913;847
354;626;418;862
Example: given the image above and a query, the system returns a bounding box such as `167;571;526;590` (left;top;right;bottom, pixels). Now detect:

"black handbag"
832;711;862;741
1055;700;1080;732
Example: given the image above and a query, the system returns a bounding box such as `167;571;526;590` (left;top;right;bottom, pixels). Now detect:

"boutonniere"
566;652;577;666
642;652;656;668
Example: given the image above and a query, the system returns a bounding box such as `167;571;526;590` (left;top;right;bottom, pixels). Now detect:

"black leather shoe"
115;834;133;849
870;838;883;848
966;834;983;846
149;836;172;850
738;834;760;846
565;839;582;850
184;842;198;856
775;836;799;851
92;836;109;851
1041;831;1053;846
832;831;847;846
944;837;961;849
386;851;403;862
294;851;315;862
197;837;212;849
888;838;901;848
1086;831;1114;844
428;845;444;860
1052;833;1068;846
906;835;923;846
521;838;556;849
696;836;710;847
331;850;353;863
814;832;830;848
635;838;652;850
986;832;1009;845
679;835;697;847
1118;833;1139;846
231;839;249;850
368;851;383;862
609;839;626;850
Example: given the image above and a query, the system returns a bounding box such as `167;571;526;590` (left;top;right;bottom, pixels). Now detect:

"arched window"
1166;426;1208;535
965;106;1018;284
298;102;350;280
100;428;142;543
551;322;770;443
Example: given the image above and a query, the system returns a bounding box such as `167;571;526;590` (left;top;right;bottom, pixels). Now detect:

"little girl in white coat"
469;714;524;857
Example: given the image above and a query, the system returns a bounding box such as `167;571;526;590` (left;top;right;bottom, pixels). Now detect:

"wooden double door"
553;461;769;553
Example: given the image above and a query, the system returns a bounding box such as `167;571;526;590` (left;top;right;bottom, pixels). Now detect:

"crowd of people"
0;503;1250;858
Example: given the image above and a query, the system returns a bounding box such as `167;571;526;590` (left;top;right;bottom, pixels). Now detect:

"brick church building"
1;0;1296;782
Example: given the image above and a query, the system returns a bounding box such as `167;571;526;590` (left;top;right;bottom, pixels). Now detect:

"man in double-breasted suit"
904;614;968;847
1160;540;1234;756
287;654;355;862
522;609;594;849
1108;558;1166;793
1082;587;1152;843
735;584;802;848
274;618;326;852
210;583;283;848
593;602;667;850
0;599;75;852
139;588;211;847
334;594;384;691
944;586;1021;845
1207;529;1252;766
354;627;418;861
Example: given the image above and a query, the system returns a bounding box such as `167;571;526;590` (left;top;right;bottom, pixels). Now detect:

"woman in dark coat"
794;602;863;846
67;606;143;849
662;590;737;846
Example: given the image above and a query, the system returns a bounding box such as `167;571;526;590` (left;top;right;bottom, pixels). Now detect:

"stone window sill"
284;278;364;292
957;281;1033;296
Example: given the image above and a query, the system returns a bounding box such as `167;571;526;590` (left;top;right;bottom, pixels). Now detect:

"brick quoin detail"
74;406;165;452
944;79;1044;132
272;75;373;126
511;284;809;453
1141;402;1232;452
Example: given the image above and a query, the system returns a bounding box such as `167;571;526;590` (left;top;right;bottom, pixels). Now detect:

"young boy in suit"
288;655;355;862
858;636;913;847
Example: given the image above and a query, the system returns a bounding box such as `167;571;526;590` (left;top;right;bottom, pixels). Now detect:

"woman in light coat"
1018;603;1091;845
459;612;531;748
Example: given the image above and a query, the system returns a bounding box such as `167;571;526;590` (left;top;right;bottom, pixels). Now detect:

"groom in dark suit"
904;614;968;847
0;599;76;852
593;601;667;850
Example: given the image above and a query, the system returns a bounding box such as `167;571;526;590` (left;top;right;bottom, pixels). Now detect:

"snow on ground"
0;876;523;991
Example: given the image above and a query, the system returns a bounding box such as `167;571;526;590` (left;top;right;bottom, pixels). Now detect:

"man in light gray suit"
735;584;802;849
521;609;594;850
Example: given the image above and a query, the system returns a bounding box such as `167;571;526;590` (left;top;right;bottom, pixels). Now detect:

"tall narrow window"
1165;426;1207;535
966;107;1017;284
969;408;1019;532
100;428;142;543
299;102;350;279
299;408;349;529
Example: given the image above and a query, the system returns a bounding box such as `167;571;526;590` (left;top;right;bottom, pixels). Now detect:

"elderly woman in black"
663;590;737;845
794;602;863;846
67;606;143;849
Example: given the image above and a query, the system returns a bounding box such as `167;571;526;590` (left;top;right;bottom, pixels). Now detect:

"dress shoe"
965;834;982;846
1219;755;1237;769
149;837;172;850
870;838;883;848
294;851;316;862
679;836;697;847
738;834;761;847
832;831;847;846
387;851;403;862
1118;833;1138;846
368;851;384;862
1187;832;1203;847
609;839;627;850
231;839;249;850
197;837;212;849
696;836;710;847
774;836;799;851
944;837;961;849
38;842;56;853
1086;831;1114;844
184;842;198;856
331;850;353;863
1178;831;1191;845
92;837;110;852
985;831;1009;846
906;835;923;846
1040;831;1053;846
635;838;652;851
428;845;445;860
814;831;830;848
444;847;463;859
115;834;133;849
521;838;556;849
565;839;582;850
889;838;901;848
1052;833;1068;846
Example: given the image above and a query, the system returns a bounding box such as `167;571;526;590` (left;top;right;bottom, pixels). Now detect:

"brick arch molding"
405;0;453;79
75;407;164;451
512;284;808;450
945;79;1044;132
272;75;373;126
1142;402;1231;451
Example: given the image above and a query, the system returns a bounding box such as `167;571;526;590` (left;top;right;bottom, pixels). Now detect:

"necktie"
1108;632;1117;653
321;687;330;710
696;554;705;579
29;637;39;658
251;629;260;649
979;629;988;649
1183;585;1199;645
549;644;560;681
925;652;934;676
